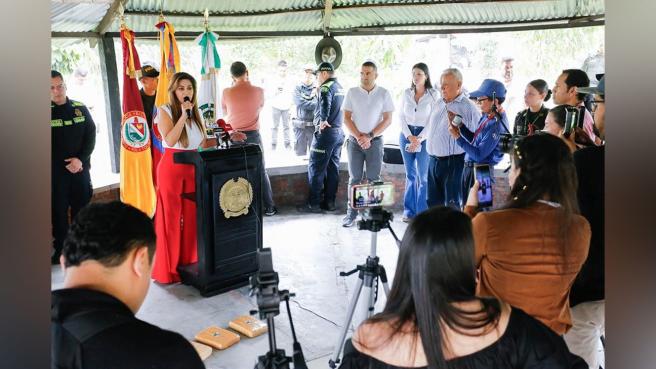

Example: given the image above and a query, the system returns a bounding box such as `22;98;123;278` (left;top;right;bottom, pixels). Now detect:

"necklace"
537;199;561;208
524;106;545;134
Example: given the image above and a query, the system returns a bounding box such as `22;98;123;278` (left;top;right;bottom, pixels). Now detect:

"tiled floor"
51;206;408;369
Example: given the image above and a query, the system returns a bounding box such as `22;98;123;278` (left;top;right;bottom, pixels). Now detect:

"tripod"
328;208;400;368
251;248;308;369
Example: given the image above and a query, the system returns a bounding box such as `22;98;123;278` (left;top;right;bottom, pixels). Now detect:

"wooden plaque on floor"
195;326;240;350
229;315;268;338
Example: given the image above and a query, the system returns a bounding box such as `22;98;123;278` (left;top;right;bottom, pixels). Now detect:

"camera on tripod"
250;248;307;369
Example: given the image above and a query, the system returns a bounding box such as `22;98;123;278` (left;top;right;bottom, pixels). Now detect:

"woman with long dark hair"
464;134;590;335
398;63;438;222
339;206;586;369
152;72;208;284
514;79;551;136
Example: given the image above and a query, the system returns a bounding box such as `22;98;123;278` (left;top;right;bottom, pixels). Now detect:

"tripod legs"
328;263;390;368
329;276;364;368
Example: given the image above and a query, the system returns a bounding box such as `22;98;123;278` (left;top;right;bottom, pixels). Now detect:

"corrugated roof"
51;0;604;36
51;2;111;32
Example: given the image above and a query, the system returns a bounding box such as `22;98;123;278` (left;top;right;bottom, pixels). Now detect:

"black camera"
497;133;523;154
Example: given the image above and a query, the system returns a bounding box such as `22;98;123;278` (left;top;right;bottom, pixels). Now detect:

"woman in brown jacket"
464;134;590;335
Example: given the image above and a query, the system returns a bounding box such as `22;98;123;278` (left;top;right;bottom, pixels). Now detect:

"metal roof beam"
121;0;549;18
88;17;602;40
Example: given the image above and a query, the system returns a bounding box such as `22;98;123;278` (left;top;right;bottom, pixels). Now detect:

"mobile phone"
474;164;493;209
351;182;395;209
576;105;586;129
450;113;463;127
563;106;579;137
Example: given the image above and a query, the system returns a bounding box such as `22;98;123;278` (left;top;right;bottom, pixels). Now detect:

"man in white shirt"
424;68;480;209
271;60;294;150
342;61;395;227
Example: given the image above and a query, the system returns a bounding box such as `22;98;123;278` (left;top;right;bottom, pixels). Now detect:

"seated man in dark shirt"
51;201;205;369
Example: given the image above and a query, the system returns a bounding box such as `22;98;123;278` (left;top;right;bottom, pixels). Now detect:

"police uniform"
292;82;318;156
306;76;345;210
51;98;96;259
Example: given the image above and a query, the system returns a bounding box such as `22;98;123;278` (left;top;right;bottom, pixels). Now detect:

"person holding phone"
152;72;210;284
543;105;595;152
397;63;439;222
463;134;590;335
448;79;509;206
339;207;587;369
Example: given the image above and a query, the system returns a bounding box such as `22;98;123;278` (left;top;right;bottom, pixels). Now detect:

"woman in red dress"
152;72;207;284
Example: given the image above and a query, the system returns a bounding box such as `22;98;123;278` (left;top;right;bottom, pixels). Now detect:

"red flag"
119;26;156;217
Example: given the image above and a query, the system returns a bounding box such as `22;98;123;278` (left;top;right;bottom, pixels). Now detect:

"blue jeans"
427;153;465;209
399;126;429;218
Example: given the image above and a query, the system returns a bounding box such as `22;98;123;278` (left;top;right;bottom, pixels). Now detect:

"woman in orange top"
464;134;590;334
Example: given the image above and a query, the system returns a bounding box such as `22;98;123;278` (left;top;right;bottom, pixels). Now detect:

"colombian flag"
152;19;181;183
119;25;156;217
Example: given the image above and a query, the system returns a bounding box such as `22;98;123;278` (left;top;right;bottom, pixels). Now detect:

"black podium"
173;144;263;297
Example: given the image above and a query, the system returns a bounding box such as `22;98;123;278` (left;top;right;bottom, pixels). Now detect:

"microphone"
183;96;191;118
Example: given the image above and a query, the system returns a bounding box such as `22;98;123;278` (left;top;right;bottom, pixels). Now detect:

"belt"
430;153;465;160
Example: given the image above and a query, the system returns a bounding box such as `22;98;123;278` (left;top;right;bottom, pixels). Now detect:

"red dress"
151;147;198;283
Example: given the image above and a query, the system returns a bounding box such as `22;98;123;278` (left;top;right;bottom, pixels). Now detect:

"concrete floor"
51;206;409;369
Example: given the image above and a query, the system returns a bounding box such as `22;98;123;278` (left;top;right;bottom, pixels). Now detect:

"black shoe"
264;206;278;216
297;204;324;214
320;202;337;212
342;214;357;227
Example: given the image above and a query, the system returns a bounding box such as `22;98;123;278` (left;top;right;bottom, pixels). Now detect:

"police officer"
51;70;96;264
292;64;318;156
448;79;509;206
298;62;345;213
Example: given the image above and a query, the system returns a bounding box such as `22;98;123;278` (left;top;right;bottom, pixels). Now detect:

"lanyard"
472;115;495;141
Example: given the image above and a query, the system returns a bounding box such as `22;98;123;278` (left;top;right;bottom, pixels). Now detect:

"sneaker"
297;204;323;214
320;202;337;212
264;206;278;216
342;214;357;228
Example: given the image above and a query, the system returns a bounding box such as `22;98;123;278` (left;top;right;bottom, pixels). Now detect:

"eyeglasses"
591;100;604;112
476;97;489;104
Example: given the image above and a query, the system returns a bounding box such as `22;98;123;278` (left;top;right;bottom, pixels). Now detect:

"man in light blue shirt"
424;68;480;209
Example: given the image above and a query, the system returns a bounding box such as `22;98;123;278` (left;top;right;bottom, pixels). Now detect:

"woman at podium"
152;72;207;283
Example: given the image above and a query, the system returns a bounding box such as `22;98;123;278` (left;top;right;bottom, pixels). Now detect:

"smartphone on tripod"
351;182;394;209
474;164;493;209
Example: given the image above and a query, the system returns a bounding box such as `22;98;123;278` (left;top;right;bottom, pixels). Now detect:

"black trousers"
52;167;93;255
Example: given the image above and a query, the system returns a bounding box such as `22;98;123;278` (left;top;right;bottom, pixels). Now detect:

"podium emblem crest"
219;177;253;218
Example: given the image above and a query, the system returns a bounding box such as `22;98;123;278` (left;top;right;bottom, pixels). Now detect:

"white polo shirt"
342;85;395;137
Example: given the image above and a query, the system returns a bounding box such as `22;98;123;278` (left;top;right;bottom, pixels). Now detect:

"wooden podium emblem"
219;177;253;218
